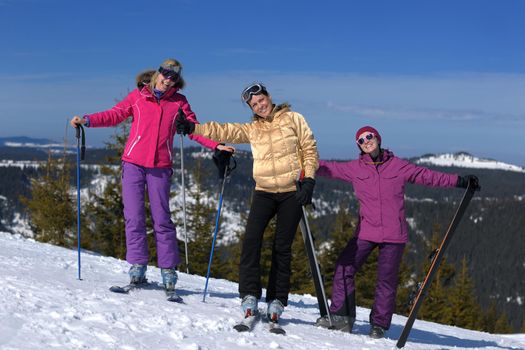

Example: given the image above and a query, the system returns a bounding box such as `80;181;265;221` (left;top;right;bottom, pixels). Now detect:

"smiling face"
248;94;273;118
357;131;380;156
154;72;176;92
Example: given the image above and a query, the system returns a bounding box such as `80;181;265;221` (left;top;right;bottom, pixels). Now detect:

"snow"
415;153;525;173
1;232;524;350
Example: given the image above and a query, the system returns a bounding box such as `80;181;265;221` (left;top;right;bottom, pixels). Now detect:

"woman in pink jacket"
314;125;479;339
70;58;233;296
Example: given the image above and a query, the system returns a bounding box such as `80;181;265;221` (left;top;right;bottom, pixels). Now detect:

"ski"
109;281;150;294
233;311;260;332
268;321;286;335
165;290;184;303
396;181;477;348
267;313;286;335
110;282;184;303
296;174;331;322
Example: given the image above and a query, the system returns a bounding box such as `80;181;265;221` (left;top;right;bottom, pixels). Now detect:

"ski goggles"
158;64;181;82
241;83;267;103
356;133;375;145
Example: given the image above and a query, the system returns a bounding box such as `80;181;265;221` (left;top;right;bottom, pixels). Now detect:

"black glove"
456;175;480;191
295;177;315;205
213;147;233;179
175;109;195;135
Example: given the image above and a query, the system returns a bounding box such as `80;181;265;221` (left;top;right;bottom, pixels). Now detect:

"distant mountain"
0;136;61;148
413;152;525;173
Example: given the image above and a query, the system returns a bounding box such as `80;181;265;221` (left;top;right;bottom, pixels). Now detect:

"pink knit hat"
355;126;381;148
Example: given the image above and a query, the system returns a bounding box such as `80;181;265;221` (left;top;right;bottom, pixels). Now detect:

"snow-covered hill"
415;152;525;173
1;232;524;350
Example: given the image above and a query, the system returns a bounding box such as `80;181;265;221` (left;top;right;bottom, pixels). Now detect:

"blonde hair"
148;58;186;91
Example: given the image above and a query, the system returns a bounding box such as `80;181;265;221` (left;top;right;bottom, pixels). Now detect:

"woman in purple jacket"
314;125;479;339
70;58;233;295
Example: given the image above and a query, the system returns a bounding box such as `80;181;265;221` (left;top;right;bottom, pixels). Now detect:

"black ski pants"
239;190;302;306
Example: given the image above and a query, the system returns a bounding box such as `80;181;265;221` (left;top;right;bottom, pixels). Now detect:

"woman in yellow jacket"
176;83;318;325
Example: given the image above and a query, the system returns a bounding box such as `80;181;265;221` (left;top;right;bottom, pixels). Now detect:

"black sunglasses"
356;133;375;145
158;66;181;82
241;83;266;103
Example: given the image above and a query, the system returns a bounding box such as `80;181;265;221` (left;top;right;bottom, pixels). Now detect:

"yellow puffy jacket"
194;104;319;193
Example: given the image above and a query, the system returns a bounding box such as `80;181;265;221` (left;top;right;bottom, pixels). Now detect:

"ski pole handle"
75;124;86;161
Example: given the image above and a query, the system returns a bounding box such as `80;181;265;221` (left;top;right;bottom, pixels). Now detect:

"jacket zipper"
168;111;178;161
127;135;141;156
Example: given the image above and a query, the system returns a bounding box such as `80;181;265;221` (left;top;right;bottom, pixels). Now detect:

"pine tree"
290;208;319;295
20;152;77;248
417;225;456;323
447;256;483;330
319;202;356;297
396;242;416;315
480;301;512;333
482;302;500;333
494;313;513;334
177;159;225;276
222;211;248;283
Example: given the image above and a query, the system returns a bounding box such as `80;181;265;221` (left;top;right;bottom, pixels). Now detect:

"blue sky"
1;0;524;165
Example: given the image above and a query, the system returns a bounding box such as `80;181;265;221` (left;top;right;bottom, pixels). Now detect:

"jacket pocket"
126;135;141;156
356;174;370;181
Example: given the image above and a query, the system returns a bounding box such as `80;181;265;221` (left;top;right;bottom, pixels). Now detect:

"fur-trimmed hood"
136;70;156;89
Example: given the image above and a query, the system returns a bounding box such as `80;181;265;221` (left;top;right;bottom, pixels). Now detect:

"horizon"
1;1;524;166
3;134;525;170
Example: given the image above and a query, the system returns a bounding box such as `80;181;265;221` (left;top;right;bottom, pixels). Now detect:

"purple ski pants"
122;161;180;268
329;237;405;329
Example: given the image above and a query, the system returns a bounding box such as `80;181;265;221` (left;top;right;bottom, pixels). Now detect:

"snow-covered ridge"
4;141;71;149
415;152;525;173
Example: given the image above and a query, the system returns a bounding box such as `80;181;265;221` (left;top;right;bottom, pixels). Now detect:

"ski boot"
266;299;284;322
241;295;259;318
369;324;386;339
128;264;147;285
233;295;260;332
266;299;286;334
161;268;182;302
315;314;354;332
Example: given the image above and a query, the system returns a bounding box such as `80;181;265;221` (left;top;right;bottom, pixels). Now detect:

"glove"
175;109;195;135
295;177;315;205
213;147;233;179
456;175;480;191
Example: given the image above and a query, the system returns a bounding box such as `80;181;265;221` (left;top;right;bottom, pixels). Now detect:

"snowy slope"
1;232;524;350
415;153;525;173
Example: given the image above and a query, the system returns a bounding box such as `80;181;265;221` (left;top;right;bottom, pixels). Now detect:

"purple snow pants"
122;161;180;268
329;237;405;329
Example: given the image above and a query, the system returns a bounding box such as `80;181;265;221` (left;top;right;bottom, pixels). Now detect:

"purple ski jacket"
86;86;219;168
317;150;459;243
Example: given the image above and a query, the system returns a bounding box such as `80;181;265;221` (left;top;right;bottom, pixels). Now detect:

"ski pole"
75;124;85;280
296;170;332;326
203;155;236;302
179;134;190;274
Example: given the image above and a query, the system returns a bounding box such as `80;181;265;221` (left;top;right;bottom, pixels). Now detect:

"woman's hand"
216;144;235;153
70;116;86;128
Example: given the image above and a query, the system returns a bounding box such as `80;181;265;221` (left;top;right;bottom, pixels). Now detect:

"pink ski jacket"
317;150;459;243
86;86;219;168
